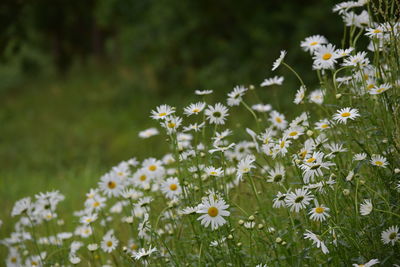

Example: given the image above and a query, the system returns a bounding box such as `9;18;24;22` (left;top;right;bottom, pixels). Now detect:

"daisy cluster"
1;0;400;266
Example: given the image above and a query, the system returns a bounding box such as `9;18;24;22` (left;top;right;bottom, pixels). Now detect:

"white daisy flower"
352;153;366;162
273;192;287;208
260;76;284;87
161;177;182;199
309;89;324;104
343;51;370;66
315;119;330;131
266;164;285;183
183;102;206;116
332;107;360;124
336;47;354;58
284;126;304;140
150;104;175;120
11;197;32;217
360;199;373;216
272;50;287;71
227;85;248;106
294;85;306;104
352;259;379;267
370;155;388;168
132;169;151;189
285;188;314;212
236;155;256;181
101;230;119;253
300;151;334;183
309;200;330;222
142;158;165;178
205;103;229;125
196;195;230;230
252;104;272;112
80;213;98;225
195;89;213;95
161;115;182;133
269;110;287;129
204;166;223;177
369;83;391;95
138;127;159;139
132;245;157;260
381;225;400;246
313;44;339;70
99;174;123;197
304;230;329;254
301;35;328;53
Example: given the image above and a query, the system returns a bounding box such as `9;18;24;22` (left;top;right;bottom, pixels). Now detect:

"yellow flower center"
169;184;178;191
315;207;325;214
341;112;351;117
375;161;383;166
107;181;116;189
167;122;176;128
11;257;17;263
376;88;384;93
275;117;282;123
289;131;298;137
373;29;381;33
32;261;38;266
367;84;375;90
208;207;219;217
159;112;167;117
107;241;113;247
299;151;307;159
117;171;124;176
193;108;200;113
140;175;147;181
321;124;328;129
307;157;316;163
280;141;285;148
210;171;217;175
131;244;138;250
93;201;100;207
310;41;318;46
322;53;332;60
149;165;157;171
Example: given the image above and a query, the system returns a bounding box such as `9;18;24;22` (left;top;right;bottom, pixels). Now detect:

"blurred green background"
0;0;342;224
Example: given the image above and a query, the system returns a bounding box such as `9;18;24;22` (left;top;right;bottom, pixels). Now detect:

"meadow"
1;0;400;266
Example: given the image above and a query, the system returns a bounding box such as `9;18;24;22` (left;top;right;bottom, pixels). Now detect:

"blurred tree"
0;0;342;89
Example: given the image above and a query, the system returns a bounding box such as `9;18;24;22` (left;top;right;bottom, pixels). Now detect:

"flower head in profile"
196;195;230;230
139;128;159;139
261;76;284;87
132;245;157;261
304;230;329;254
272;50;287;71
370;154;388;168
352;259;379;267
195;89;213;95
150;104;175;120
360;199;373;216
236;155;256;181
183;102;206;116
294;85;306;104
301;35;328;53
333;107;360;124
